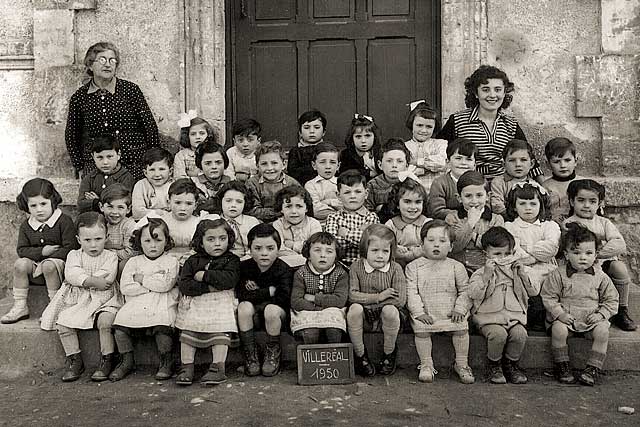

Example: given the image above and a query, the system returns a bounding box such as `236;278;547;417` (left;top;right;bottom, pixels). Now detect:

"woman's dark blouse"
65;78;160;180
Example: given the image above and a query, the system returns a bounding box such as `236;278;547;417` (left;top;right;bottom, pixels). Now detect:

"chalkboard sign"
297;343;355;385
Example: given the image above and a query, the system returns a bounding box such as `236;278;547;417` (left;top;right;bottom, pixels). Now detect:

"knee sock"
155;333;173;355
587;350;606;370
114;329;134;354
347;321;365;357
211;344;228;364
414;335;433;367
613;278;630;307
325;328;342;344
58;326;80;356
266;333;280;345
551;346;570;363
12;288;28;309
452;332;470;367
301;328;320;344
382;320;400;354
239;329;256;348
181;343;196;364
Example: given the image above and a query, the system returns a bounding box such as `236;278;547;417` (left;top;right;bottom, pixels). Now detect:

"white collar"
282;217;307;230
308;262;336;275
29;208;62;230
364;259;390;273
448;171;460;183
514;217;542;227
311;175;337;185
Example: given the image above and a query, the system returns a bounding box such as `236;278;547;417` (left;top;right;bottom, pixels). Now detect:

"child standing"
217;181;260;258
348;224;407;377
175;219;240;386
247;140;302;222
78;135;135;213
132;147;174;220
226;118;261;182
237;224;294;377
563;179;636;331
305;143;342;221
542;137;580;223
338;114;381;181
450;171;504;273
490;139;537;216
541;222;619;386
365;138;412;222
427;137;477;223
467;227;537;384
99;184;136;273
287;110;327;185
2;179;77;324
385;178;431;267
272;186;322;265
174;112;217;179
45;212;121;382
504;182;561;331
405;220;474;383
191;139;232;215
325;170;379;266
403;101;448;192
110;217;180;381
162;179;201;265
290;232;349;344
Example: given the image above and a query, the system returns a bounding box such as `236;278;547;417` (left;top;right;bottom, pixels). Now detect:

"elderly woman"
437;65;544;183
65;42;160;180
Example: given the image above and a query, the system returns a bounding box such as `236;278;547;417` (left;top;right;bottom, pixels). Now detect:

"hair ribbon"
133;211;163;231
354;113;373;122
512;180;548;195
408;100;426;111
177;109;198;128
397;166;421;184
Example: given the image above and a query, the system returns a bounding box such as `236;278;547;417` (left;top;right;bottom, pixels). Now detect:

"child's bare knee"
14;258;33;274
381;305;399;322
347;303;364;319
97;312;115;330
608;261;629;280
40;260;58;275
551;321;569;339
237;301;255;320
263;304;284;322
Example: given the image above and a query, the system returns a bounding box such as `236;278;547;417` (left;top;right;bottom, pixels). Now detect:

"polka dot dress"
65;78;160;180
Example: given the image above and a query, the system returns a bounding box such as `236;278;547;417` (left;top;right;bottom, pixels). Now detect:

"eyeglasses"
95;57;118;66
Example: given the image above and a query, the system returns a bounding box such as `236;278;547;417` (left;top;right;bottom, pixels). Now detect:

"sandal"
175;363;194;386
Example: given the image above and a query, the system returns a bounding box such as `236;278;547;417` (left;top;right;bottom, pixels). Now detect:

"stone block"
33;9;74;69
602;0;640;54
33;0;96;9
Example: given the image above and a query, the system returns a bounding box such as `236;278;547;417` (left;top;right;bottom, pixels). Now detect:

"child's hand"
450;310;466;323
482;259;496;283
375;204;383;213
378;288;399;302
444;213;459;226
87;277;110;291
467;206;483;227
244;280;258;291
415;313;434;324
396;245;409;256
84;191;99;200
194;271;205;282
338;227;349;237
558;312;575;325
284;239;295;250
269;286;276;297
41;245;60;256
587;312;605;325
303;293;315;302
133;273;144;284
329;199;342;209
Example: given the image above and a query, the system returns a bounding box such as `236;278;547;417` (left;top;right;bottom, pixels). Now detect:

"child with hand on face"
217;181;260;258
365;138;412;223
2;179;77;324
542;137;580;223
427;137;477;224
110;216;179;382
406;220;473;384
237;224;294;377
325;170;379;266
162;179;201;266
347;225;407;377
490;139;537;217
385;178;431;267
99;184;136;274
174;111;217;179
78;135;135;213
467;227;538;385
226;118;261;183
287;110;327;186
450;171;504;273
305;143;342;221
403;101;448;192
541;222;618;386
247;140;302;223
132;147;174;220
175;219;240;386
338;114;381;181
191;139;231;215
563;179;636;331
290;232;349;344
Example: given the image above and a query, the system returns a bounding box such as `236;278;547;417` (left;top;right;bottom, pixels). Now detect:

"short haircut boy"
545;137;577;160
313;142;339;160
274;185;315;218
232;118;262;139
446;137;477;160
142;147;174;169
561;222;600;253
376;137;412;168
502;138;535;160
91;135;120;153
420;219;453;242
337;169;367;191
247;222;281;249
168;178;200;198
255;140;286;163
75;211;107;233
298;110;327;132
456;170;485;194
100;183;131;205
195;139;230;169
480;226;515;251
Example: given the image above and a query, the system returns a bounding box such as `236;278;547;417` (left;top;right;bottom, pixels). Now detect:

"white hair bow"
354;113;374;122
177;109;198;128
512;180;548;195
397;166;422;184
408;100;426;111
133;211;164;231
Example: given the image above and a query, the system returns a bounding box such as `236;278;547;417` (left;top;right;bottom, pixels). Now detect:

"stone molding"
0;55;35;70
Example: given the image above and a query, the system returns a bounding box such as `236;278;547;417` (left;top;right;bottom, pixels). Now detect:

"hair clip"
133;211;163;231
177;110;198;128
354;113;374;122
512;180;548;195
397;167;421;184
408;100;427;111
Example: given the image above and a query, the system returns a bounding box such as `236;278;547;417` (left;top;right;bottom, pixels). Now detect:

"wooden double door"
227;0;440;149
